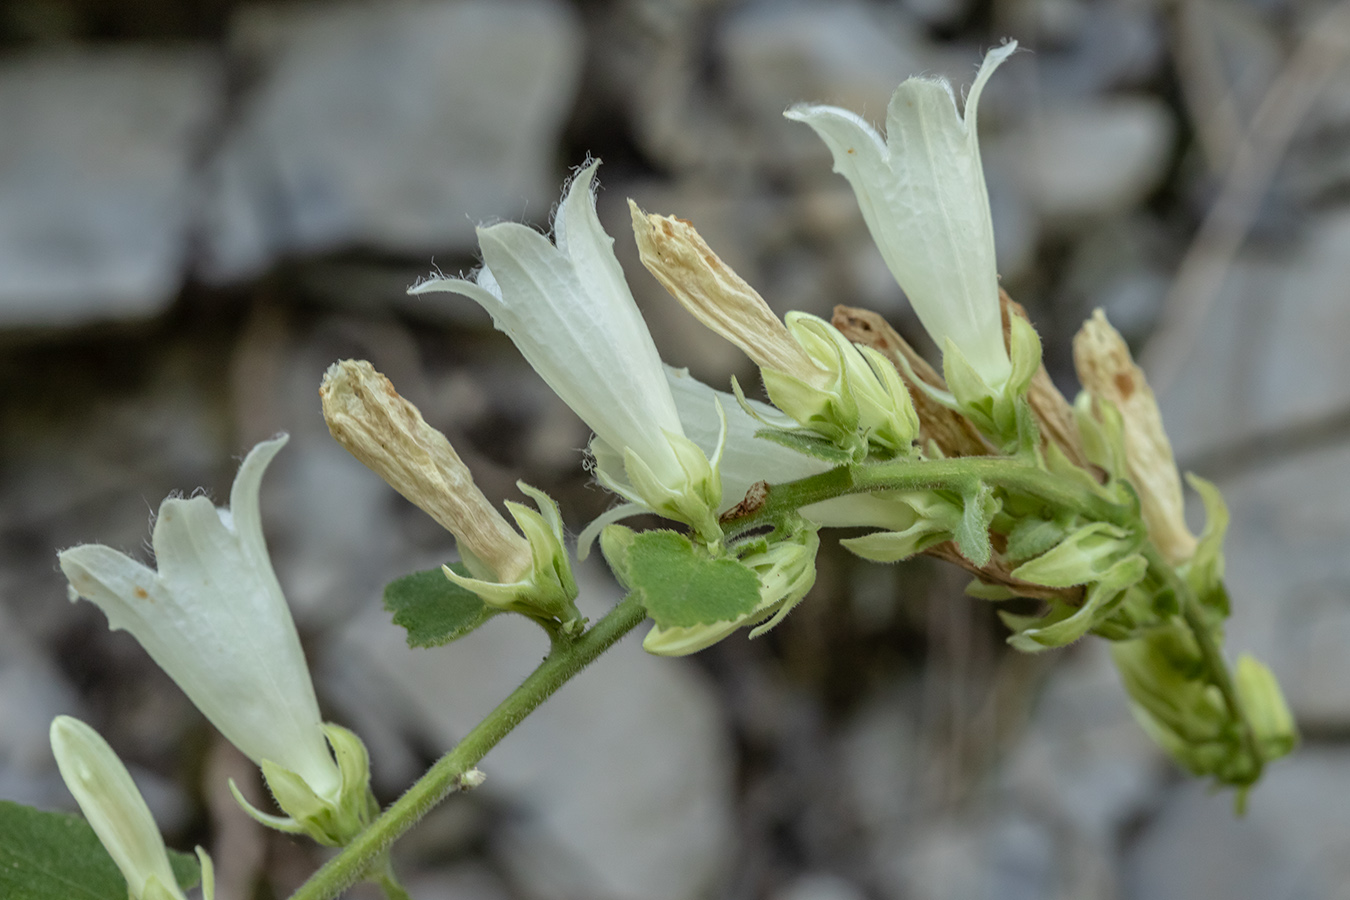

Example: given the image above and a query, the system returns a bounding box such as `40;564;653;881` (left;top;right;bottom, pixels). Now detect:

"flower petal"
60;439;340;802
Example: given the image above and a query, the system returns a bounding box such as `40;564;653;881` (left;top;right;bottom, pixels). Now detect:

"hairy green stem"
286;594;649;900
724;457;1130;537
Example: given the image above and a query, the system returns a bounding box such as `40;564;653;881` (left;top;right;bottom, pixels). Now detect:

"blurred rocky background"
4;0;1350;898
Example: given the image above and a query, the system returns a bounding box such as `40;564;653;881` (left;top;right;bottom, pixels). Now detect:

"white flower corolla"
58;437;371;844
51;715;214;900
411;161;720;539
664;367;829;509
786;42;1017;391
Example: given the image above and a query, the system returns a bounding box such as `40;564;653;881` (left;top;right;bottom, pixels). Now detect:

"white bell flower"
410;160;720;539
786;42;1017;391
50;715;214;900
59;436;371;845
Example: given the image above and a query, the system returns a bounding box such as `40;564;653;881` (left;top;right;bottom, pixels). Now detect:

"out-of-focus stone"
1000;643;1162;839
877;808;1097;900
1158;210;1350;461
773;872;869;900
335;562;737;900
200;0;583;282
0;606;83;808
0;49;221;326
719;0;928;170
1123;749;1350;900
1010;98;1175;224
1206;441;1350;728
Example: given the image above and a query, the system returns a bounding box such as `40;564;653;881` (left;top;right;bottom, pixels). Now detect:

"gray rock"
0;48;222;326
1008;98;1175;224
1207;441;1350;728
1158;210;1350;461
719;0;929;170
1124;748;1350;900
1000;643;1162;839
877;809;1072;900
772;872;868;900
200;0;583;282
334;561;737;900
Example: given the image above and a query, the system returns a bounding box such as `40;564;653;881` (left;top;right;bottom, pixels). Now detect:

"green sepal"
965;579;1020;601
1002;554;1147;651
0;800;201;900
246;725;376;848
1074;390;1127;479
1010;522;1138;588
1180;473;1230;616
954;481;1000;567
599;523;638;588
1005;513;1071;563
755;428;859;464
838;492;964;563
626;531;761;630
383;565;499;649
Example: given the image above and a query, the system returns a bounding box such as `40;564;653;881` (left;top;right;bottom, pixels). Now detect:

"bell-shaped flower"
58;436;373;847
322;359;580;629
786;42;1017;393
50;715;215;900
410;161;721;541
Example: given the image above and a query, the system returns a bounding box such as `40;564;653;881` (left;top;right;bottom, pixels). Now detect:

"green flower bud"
761;313;919;458
1235;655;1298;763
837;491;965;563
1010;522;1138;588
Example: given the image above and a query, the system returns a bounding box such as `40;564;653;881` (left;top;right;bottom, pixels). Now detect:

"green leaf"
754;428;856;464
383;565;499;648
626;531;762;629
0;800;198;900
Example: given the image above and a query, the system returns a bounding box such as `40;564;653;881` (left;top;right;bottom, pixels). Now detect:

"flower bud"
321;359;532;583
50;716;214;900
630;202;824;385
762;313;920;458
1074;310;1196;564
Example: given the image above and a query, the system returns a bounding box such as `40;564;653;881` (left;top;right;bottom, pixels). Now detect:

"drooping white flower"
50;715;214;900
786;42;1017;391
410;160;720;538
59;437;370;844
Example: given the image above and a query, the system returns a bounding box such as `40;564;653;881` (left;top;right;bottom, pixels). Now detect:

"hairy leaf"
626;531;761;629
0;801;198;900
383;565;499;648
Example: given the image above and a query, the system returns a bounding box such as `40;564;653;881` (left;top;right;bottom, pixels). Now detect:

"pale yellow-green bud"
629;202;826;386
1074;310;1196;564
321;359;533;583
50;716;214;900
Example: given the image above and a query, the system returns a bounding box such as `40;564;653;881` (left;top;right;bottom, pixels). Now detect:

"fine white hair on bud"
786;41;1017;391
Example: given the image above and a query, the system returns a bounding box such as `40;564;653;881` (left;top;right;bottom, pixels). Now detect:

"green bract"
441;482;582;632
